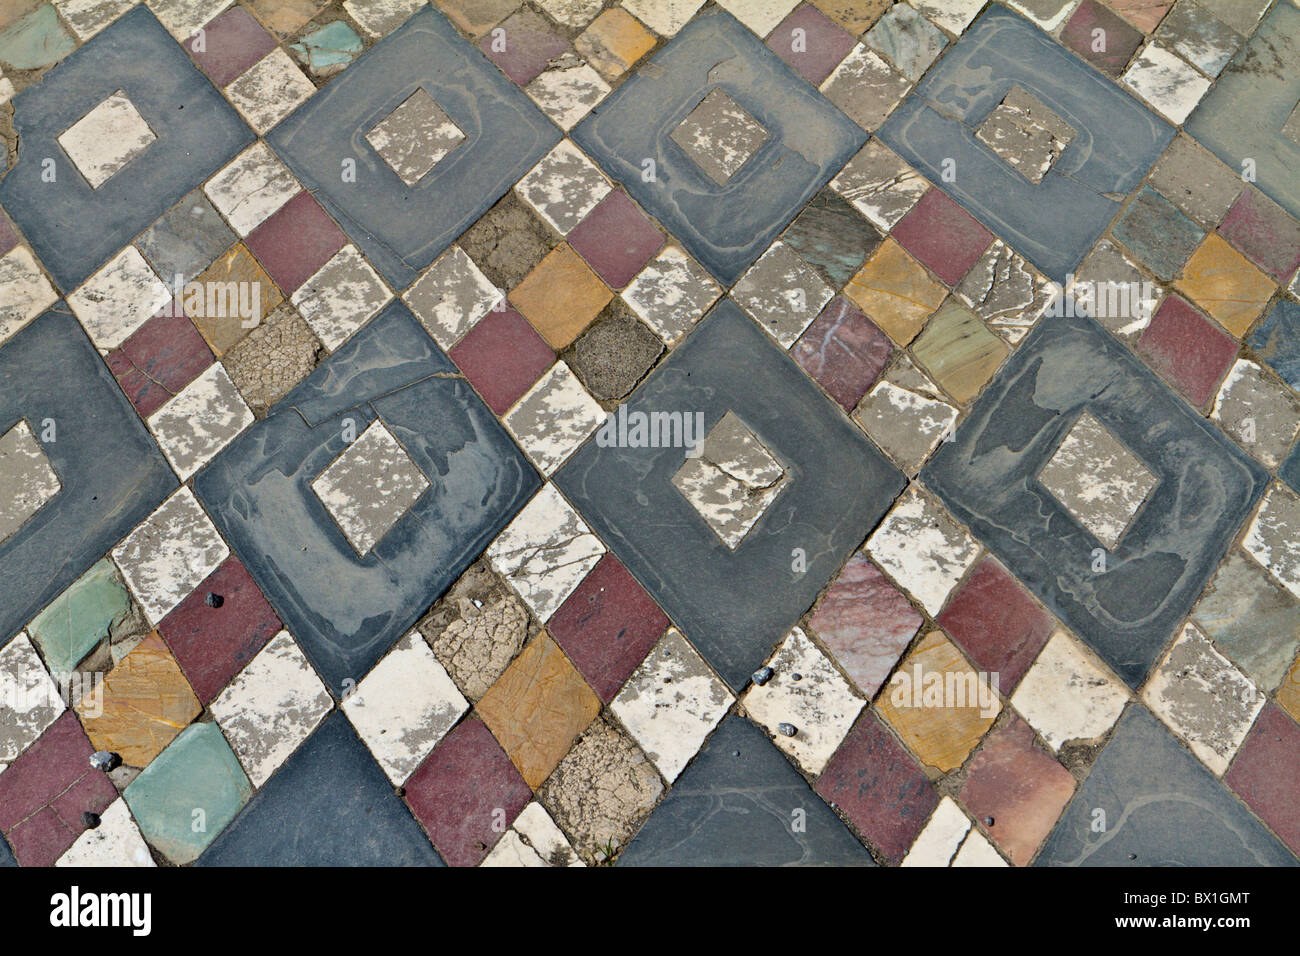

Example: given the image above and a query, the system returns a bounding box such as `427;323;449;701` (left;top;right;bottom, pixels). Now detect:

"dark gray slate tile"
0;305;178;649
1110;186;1204;281
135;191;236;288
922;311;1267;688
1037;705;1297;866
1186;2;1300;221
554;301;904;690
0;6;253;289
0;834;14;867
877;3;1172;283
618;715;874;866
198;712;443;866
571;7;866;285
267;7;560;290
194;301;540;692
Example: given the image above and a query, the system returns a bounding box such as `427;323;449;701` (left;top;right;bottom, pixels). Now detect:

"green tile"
911;301;1008;404
0;3;74;70
27;558;132;672
1193;553;1300;691
124;722;252;864
290;21;362;75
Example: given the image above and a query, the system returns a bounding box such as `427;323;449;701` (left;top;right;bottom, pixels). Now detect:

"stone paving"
0;0;1298;868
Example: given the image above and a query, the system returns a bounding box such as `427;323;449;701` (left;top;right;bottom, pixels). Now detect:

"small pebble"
205;592;224;608
752;666;774;686
791;673;802;682
82;811;101;829
984;816;995;827
89;750;120;772
777;722;797;737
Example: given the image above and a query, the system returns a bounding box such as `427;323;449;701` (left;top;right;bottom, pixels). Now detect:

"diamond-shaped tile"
670;88;769;186
1037;411;1158;550
57;90;156;189
975;86;1075;185
311;419;430;557
366;88;466;188
0;420;60;547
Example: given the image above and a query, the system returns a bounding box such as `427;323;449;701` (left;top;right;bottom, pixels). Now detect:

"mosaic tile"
975;86;1076;186
1224;704;1300;858
1217;188;1300;284
0;248;58;347
1242;483;1300;600
620;244;721;345
1193;553;1300;692
503;361;604;476
864;2;947;80
148;362;254;480
1006;0;1078;29
901;796;972;866
55;799;154;867
184;4;276;87
54;0;137;39
1110;185;1204;282
1154;0;1241;77
107;307;218;418
955;241;1052;343
342;0;422;37
567;309;664;402
448;306;554;416
1211;359;1300;469
524;55;610;132
27;558;135;673
567;190;664;290
1060;0;1144;76
204;142;300;238
418;566;530;702
1145;133;1242;229
844;238;947;346
481;801;581;867
244;191;346;297
1193;0;1266;35
910;300;1009;404
510;244;612;350
830;139;927;232
853;356;958;474
731;241;834;347
866;484;980;617
477;7;569;85
792;297;892;410
620;0;705;36
220;303;324;416
0;634;65;765
1136;293;1238;406
68;246;172;351
290;20;362;76
0;419;60;547
575;8;656;80
1250;299;1300;392
819;43;911;132
1174;232;1274;337
782;190;881;290
0;3;74;70
136;191;237;289
1010;630;1128;752
766;3;855;85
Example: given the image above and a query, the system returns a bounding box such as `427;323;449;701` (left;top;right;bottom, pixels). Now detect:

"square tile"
808;550;922;696
815;711;936;863
524;56;610;132
611;627;731;783
58;90;156;189
108;307;215;419
618;713;873;865
1060;0;1144;76
575;8;656;80
1137;294;1238;406
184;240;284;355
567;190;664;290
291;245;392;351
1225;704;1300;857
148;363;254;481
311;420;431;556
342;631;468;784
1244;483;1300;599
864;2;947;80
620;0;705;36
911;300;1009;404
877;4;1172;282
0;307;178;645
955;240;1052;343
510;244;612;350
27;558;135;673
958;713;1075;865
975;86;1077;186
819;43;912;132
1193;553;1300;692
243;190;347;296
482;801;581;867
0;420;60;547
875;630;1000;773
404;716;533;866
1217;188;1300;284
731;241;834;347
670;88;770;186
365;88;466;187
0;5;253;289
515;139;612;236
620;245;721;344
448;306;554;416
1122;43;1210;124
487;483;605;623
402;246;501;350
924;311;1268;687
1038;705;1294;865
1249;298;1300;392
1146;134;1242;228
343;0;423;36
269;7;561;289
555;303;905;689
1110;185;1204;281
204;142;300;237
67;246;172;350
766;4;855;85
477;633;601;788
0;247;58;346
1154;0;1241;77
549;554;670;702
792;297;892;410
572;7;866;284
56;799;154;867
184;3;277;87
866;484;980;615
1175;233;1275;337
504;362;604;476
123;721;251;864
1010;630;1128;752
853;356;959;474
1211;359;1300;469
892;191;994;288
55;0;138;39
901;796;972;867
195;303;540;691
0;634;65;765
782;190;881;288
844;238;947;346
477;7;569;85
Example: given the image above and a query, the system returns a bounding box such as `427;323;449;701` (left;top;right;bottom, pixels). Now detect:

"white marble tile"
205;142;300;236
866;484;980;616
148;363;253;481
67;246;171;349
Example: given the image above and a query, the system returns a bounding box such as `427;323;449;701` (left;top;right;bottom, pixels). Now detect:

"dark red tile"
0;214;18;257
1060;0;1144;77
547;554;669;702
1137;294;1238;407
158;556;281;704
184;5;277;88
959;713;1075;865
477;8;570;86
1225;704;1300;856
890;189;993;286
814;712;937;863
404;717;531;866
792;297;892;410
766;4;856;85
1218;188;1300;283
568;191;664;289
245;191;346;295
107;301;214;418
449;306;554;415
937;556;1053;690
0;712;117;866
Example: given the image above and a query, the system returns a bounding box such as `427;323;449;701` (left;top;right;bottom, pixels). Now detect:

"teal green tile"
124;722;252;864
0;4;73;71
290;21;362;74
27;558;132;673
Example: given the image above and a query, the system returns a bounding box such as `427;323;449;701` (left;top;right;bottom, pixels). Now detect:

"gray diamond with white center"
1037;412;1157;550
0;420;61;545
311;420;430;556
976;86;1076;184
670;89;769;186
672;411;787;549
366;88;466;187
57;90;157;189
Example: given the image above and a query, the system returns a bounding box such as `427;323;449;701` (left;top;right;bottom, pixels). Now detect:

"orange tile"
576;9;657;80
510;243;612;349
845;238;947;346
1175;233;1275;338
189;244;283;356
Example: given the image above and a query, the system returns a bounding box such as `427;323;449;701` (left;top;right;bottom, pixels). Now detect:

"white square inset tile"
0;633;66;765
58;91;156;189
865;484;980;616
740;626;866;774
611;627;733;782
670;88;769;186
526;57;611;131
621;245;721;345
205;142;300;236
516;140;611;235
67;246;171;349
225;48;316;134
0;247;58;346
291;245;392;351
402;245;500;348
0;420;61;547
112;488;229;624
1011;631;1128;752
487;483;605;622
342;631;468;784
210;630;332;786
504;362;604;476
148;363;253;481
366;88;465;187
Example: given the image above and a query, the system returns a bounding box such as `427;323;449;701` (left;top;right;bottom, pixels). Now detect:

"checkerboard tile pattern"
1;0;1298;869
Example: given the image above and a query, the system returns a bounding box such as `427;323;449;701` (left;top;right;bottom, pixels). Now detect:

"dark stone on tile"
572;7;866;285
618;715;875;866
567;307;663;402
198;712;443;866
0;305;178;651
0;835;13;867
267;7;560;289
194;301;540;691
555;300;904;689
1037;705;1297;865
923;311;1267;687
0;6;254;288
877;3;1172;283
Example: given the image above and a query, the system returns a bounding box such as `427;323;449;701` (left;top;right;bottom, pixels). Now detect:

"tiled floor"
0;0;1298;868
